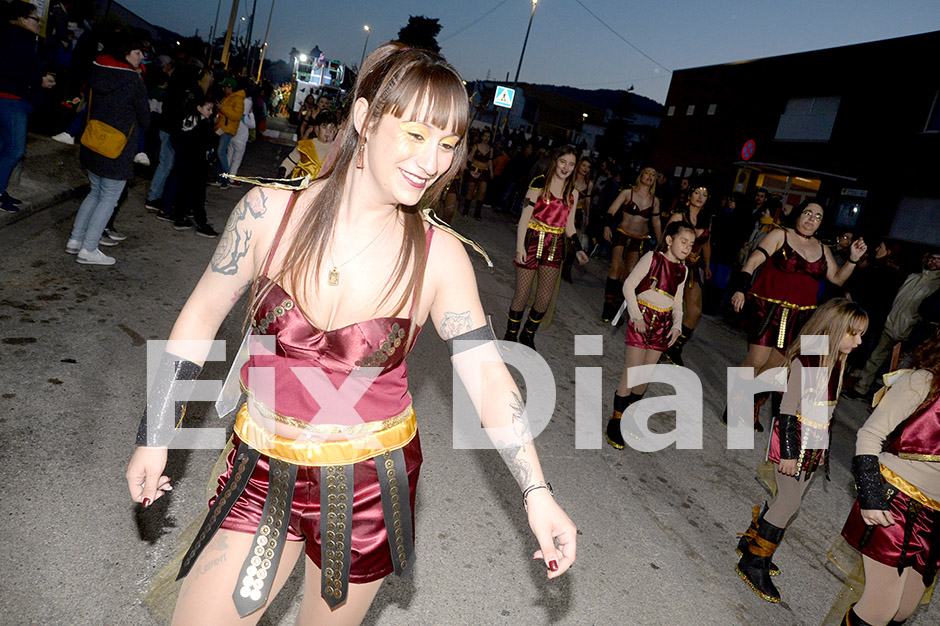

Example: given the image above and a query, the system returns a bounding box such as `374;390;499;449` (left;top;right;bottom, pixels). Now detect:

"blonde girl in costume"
735;298;868;604
606;220;694;449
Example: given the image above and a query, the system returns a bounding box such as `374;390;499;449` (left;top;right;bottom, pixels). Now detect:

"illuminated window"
667;105;675;116
707;104;717;115
686;105;695;116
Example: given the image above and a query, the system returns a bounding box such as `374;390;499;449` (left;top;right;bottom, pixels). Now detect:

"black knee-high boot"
665;325;694;366
602;277;623;322
736;515;786;603
735;504;781;576
504;308;524;342
519;309;545;350
841;605;877;626
606;392;643;449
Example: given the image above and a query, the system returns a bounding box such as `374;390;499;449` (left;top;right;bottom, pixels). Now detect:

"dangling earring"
356;140;366;169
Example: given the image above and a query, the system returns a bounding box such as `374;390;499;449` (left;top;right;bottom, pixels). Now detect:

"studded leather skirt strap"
232;458;299;617
177;442;261;580
376;447;415;576
320;464;355;608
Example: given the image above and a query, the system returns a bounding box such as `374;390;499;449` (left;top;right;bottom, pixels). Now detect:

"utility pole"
244;0;258;75
208;0;224;66
220;0;240;70
256;0;276;82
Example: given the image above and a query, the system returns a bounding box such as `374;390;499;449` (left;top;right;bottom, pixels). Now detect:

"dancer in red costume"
836;327;940;626
600;166;662;322
727;200;866;429
606;220;694;449
503;145;589;350
735;299;868;604
664;186;712;365
126;43;576;625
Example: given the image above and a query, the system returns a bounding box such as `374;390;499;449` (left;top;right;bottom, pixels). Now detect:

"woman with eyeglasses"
725;199;867;429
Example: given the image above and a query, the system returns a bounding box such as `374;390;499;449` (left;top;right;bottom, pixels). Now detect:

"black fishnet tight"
510;265;560;312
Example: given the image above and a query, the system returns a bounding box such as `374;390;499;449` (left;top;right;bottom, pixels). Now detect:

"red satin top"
636;251;687;297
750;234;828;307
623;197;654;219
529;176;574;228
885;393;940;460
240;205;433;426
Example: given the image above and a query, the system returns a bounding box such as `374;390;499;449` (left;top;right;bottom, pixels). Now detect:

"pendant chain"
327;214;396;286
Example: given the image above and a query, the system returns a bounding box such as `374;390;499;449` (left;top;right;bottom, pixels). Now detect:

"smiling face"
361;99;460;206
796;203;824;236
554;153;576;181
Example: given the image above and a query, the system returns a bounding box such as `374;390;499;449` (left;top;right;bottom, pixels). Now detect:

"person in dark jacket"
163;93;219;238
66;32;149;265
0;2;56;213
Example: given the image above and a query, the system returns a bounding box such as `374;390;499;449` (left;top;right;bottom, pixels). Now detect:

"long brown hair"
908;326;940;416
539;145;578;204
783;298;869;397
251;43;469;326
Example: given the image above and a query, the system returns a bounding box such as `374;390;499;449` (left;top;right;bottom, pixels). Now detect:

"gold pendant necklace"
327;213;396;287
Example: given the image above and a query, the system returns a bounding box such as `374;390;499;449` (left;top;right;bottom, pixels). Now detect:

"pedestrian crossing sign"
494;86;515;109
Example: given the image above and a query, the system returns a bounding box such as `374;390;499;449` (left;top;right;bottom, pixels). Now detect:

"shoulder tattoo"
211;189;270;276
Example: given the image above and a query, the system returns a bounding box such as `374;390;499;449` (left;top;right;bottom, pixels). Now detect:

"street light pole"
513;0;538;86
208;0;224;66
359;25;371;70
256;0;276;82
220;0;241;70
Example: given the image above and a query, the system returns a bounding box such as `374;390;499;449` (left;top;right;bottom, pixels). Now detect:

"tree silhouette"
397;15;442;53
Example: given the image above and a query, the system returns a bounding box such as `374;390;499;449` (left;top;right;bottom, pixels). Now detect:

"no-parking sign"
741;139;756;160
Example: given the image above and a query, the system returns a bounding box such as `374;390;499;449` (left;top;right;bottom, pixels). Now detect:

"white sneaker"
51;132;75;145
66;238;82;254
98;234;120;246
134;152;151;166
77;247;115;265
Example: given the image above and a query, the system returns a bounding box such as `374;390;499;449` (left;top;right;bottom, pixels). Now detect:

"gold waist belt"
637;299;672;313
750;294;819;311
881;463;940;511
528;220;565;234
234;403;417;467
616;228;646;239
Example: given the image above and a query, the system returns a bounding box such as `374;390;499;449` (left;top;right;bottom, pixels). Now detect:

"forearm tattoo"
211;189;269;275
439;311;473;339
495;391;535;490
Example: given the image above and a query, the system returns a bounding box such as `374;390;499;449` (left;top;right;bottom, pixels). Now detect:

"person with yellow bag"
67;31;149;265
212;77;245;189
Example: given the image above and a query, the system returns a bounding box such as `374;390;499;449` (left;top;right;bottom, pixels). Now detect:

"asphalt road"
0;136;932;626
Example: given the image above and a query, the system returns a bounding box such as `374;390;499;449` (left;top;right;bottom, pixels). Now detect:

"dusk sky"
120;0;940;104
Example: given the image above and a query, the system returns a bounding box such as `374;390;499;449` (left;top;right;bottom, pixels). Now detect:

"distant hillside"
528;84;663;114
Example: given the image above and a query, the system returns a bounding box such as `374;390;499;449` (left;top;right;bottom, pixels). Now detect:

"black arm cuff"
778;413;801;460
568;234;583;253
852;454;889;510
730;269;753;295
136;354;202;447
446;323;497;356
606;209;621;230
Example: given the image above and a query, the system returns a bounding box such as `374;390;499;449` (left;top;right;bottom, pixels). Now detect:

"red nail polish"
142;497;151;508
548;560;559;572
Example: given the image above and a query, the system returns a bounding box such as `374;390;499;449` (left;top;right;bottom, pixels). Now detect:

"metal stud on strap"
232;458;298;617
376;447;415;576
320;464;354;608
178;444;261;580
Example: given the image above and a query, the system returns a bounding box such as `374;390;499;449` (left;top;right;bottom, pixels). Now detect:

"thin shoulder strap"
407;227;435;316
261;191;300;277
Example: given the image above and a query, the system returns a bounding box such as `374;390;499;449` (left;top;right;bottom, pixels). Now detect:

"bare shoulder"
426;226;475;273
761;227;786;249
